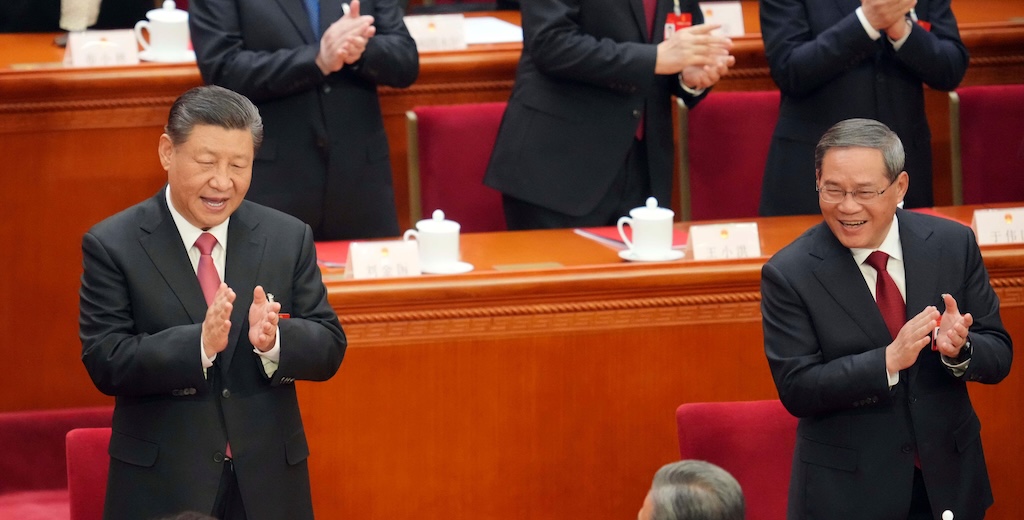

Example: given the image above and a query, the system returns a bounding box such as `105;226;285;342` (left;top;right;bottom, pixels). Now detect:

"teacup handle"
616;216;634;250
134;20;151;51
402;229;418;242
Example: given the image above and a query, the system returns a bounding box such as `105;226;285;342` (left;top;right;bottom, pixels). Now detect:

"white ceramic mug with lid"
403;209;461;271
134;1;190;57
617;197;675;260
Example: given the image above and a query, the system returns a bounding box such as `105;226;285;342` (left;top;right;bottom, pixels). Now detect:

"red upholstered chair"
949;84;1024;205
676;400;797;520
677;90;780;221
0;406;112;520
406;102;508;232
66;428;112;520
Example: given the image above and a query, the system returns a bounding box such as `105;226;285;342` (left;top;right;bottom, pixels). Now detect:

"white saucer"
618;249;685;262
139;49;196;63
422;261;475;274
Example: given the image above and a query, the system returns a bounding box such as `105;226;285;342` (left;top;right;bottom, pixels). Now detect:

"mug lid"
629;197;674;219
416;209;460;232
147;0;188;22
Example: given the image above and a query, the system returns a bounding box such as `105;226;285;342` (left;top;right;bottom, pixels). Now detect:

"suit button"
213;452;225;463
172;389;182;396
222;389;231;399
632;109;641;119
323;85;332;94
901;444;913;454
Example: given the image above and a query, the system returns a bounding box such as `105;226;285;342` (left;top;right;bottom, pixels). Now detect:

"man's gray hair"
814;118;905;182
649;460;744;520
165;85;263;149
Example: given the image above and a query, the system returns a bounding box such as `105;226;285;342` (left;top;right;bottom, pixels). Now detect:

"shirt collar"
850;214;902;265
165;186;230;251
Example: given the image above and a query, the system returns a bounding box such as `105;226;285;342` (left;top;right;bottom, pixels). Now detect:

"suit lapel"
139;190;209;325
899;212;940;320
811;226;894;348
629;0;649;42
899;212;941;382
274;0;318;44
221;203;266;373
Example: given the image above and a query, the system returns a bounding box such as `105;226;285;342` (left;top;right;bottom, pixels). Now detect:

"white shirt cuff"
856;7;882;41
888;20;913;50
678;75;706;96
886;367;900;387
254;326;281;377
201;340;216;378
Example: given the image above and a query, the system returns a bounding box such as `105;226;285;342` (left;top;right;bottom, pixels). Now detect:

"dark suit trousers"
212;459;247;520
502;138;652;230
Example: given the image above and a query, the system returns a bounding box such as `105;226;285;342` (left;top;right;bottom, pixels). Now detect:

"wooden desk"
304;205;1024;520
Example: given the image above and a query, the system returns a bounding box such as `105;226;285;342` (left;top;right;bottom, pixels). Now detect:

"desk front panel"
305;208;1024;520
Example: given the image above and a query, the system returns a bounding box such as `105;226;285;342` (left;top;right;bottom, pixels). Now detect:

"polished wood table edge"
324;206;1024;321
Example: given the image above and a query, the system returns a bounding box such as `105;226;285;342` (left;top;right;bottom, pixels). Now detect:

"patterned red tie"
865;251;906;340
195;233;220;306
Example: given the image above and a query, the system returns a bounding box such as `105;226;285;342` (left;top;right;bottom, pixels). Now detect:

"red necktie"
195;233;220;306
865;251;905;340
195;232;231;458
643;0;657;38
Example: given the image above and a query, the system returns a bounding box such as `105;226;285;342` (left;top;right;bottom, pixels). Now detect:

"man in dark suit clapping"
80;85;346;520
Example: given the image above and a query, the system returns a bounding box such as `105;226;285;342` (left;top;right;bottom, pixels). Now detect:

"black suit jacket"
189;0;419;240
761;210;1012;519
79;190;346;520
758;0;968;216
484;0;706;217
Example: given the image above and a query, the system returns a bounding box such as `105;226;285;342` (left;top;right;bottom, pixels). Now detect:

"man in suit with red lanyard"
189;0;419;240
484;0;735;230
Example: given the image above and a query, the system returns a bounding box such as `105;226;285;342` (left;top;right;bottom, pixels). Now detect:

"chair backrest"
407;102;508;233
676;400;797;520
949;84;1024;205
678;90;779;221
0;406;112;494
66;427;112;520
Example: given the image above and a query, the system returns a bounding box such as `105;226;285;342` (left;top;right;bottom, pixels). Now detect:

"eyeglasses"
816;178;897;204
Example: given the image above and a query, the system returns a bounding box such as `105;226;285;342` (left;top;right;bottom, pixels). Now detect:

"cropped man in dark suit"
761;119;1012;519
190;0;419;240
758;0;969;216
79;86;346;520
484;0;734;230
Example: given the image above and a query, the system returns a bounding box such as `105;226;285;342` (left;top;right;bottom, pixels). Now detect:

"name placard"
687;222;761;260
403;14;467;51
698;1;746;37
63;29;139;68
345;240;421;279
972;207;1024;245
